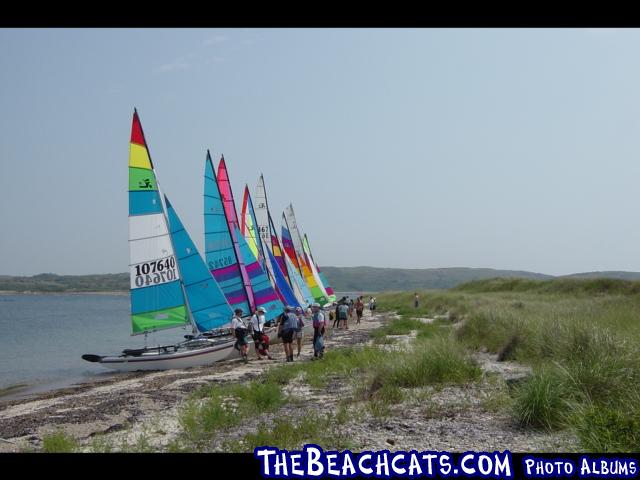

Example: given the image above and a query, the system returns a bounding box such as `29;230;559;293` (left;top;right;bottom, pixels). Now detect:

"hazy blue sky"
2;28;640;277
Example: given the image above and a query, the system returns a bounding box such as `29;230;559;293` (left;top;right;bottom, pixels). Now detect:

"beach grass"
375;278;640;451
41;430;78;453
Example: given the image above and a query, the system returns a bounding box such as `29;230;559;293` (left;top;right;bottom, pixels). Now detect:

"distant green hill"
2;268;640;293
320;266;552;291
0;273;129;293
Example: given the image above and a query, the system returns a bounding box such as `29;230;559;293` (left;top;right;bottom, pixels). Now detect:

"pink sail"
217;156;255;311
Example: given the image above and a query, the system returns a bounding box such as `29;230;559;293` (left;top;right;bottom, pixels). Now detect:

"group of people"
230;302;329;363
229;294;378;363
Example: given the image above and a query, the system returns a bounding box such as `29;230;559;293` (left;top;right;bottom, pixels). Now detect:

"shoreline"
0;310;578;453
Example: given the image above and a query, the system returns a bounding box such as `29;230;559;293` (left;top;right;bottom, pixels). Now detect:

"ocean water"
0;294;194;400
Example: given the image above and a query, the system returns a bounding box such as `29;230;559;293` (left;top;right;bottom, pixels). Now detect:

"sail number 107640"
131;257;179;288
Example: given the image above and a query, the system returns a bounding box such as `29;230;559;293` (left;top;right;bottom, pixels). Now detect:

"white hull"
88;339;236;372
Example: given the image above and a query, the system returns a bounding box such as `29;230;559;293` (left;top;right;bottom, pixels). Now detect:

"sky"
1;28;640;277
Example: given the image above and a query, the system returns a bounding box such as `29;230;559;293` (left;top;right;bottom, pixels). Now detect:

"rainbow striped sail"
128;110;189;334
217;157;255;311
233;225;283;320
165;196;234;331
285;204;331;303
204;152;252;316
303;233;336;303
282;213;327;305
241;185;264;267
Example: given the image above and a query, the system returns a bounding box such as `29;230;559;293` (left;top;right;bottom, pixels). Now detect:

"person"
281;306;298;362
372;297;377;313
255;331;271;359
355;296;364;325
250;306;273;360
294;306;306;358
332;302;340;328
348;298;355;320
337;300;349;329
231;308;249;362
414;292;419;309
311;302;326;359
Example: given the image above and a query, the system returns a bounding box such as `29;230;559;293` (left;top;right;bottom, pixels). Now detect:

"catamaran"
82;110;237;371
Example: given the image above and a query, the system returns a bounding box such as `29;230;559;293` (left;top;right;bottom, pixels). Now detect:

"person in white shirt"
231;308;249;362
250;306;272;360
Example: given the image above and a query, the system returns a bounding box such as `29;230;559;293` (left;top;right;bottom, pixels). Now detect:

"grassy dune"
376;278;640;451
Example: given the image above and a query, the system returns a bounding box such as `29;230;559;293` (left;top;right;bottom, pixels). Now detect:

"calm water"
0;294;192;400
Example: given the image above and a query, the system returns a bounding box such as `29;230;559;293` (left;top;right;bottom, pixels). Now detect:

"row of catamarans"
82;110;337;372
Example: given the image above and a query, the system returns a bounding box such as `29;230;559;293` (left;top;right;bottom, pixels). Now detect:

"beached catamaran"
82;111;236;371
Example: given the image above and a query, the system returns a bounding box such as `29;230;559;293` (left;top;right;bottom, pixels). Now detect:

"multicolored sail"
165;196;234;331
251;175;303;307
282;213;327;305
240;185;264;267
268;212;308;305
284;250;315;306
285;204;331;302
128;110;189;335
217;157;255;311
267;248;301;308
233;225;284;321
204;152;252;316
303;233;337;303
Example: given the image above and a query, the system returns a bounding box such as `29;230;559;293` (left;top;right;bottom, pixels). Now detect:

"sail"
266;248;301;308
285;204;331;302
282;214;327;305
240;185;264;266
251;175;302;307
285;251;315;306
128;110;189;335
233;225;283;321
165;196;233;332
217;157;255;311
269;212;308;305
204;152;252;316
303;233;337;303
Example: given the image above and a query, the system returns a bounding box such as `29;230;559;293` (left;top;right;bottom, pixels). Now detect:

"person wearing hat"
294;306;306;358
251;306;273;360
231;308;249;362
311;303;326;359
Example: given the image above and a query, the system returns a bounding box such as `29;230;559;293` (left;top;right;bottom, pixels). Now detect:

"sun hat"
257;307;266;313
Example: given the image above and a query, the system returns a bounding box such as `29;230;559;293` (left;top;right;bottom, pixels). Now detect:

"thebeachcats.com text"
254;446;639;479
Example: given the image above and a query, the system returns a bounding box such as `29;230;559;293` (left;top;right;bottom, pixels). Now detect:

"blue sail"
267;248;301;309
233;225;284;321
204;152;252;316
165;196;234;332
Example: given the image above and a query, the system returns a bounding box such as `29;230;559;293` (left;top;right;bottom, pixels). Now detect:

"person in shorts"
281;306;298;362
231;308;249;362
355;296;364;325
294;306;306;358
311;303;326;359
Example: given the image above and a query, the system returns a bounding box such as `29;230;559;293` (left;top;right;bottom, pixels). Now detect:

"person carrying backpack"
337;301;349;330
281;306;298;362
